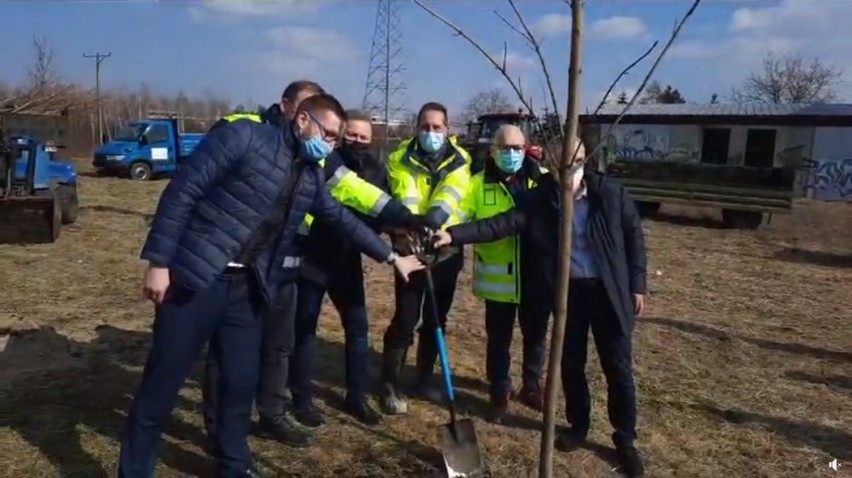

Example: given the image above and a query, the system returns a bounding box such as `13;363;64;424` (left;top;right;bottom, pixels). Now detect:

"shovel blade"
439;418;485;478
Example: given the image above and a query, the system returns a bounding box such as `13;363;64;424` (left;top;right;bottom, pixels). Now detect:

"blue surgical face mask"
495;149;524;173
418;131;445;153
301;136;332;161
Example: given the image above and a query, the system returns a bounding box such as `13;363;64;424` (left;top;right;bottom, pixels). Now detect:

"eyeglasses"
307;111;340;145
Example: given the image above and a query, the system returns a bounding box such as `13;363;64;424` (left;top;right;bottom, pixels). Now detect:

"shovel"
425;268;485;478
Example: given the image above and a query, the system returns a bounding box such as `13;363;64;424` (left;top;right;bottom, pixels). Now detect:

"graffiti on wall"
603;125;698;162
800;158;852;202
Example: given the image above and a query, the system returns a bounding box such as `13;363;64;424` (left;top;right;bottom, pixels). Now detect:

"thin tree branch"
410;0;533;115
493;10;529;46
579;0;703;173
592;41;658;115
504;0;561;120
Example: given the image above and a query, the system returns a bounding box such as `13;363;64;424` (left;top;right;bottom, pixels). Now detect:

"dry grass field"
1;161;850;477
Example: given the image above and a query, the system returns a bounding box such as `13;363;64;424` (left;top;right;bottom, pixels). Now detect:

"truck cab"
0;112;79;226
11;135;79;225
93;118;204;180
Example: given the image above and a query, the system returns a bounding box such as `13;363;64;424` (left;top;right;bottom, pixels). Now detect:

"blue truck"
93;118;204;180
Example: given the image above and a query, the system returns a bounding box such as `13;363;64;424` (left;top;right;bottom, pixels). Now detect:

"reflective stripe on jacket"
299;156;395;236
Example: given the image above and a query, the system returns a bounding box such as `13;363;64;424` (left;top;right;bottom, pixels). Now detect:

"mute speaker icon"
830;458;839;471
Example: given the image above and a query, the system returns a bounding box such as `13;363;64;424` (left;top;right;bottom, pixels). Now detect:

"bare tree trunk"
540;1;584;477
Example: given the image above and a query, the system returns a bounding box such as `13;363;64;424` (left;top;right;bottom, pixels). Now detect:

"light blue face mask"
302;136;332;161
495;149;524;173
418;131;445;153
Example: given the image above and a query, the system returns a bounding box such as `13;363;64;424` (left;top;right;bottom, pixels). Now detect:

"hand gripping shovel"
425;268;485;478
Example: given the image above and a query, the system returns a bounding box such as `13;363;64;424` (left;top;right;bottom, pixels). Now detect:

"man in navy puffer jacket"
119;94;423;478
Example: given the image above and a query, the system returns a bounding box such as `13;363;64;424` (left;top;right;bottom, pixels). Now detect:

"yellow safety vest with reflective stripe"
386;136;472;229
462;167;546;303
222;113;263;123
298;157;395;236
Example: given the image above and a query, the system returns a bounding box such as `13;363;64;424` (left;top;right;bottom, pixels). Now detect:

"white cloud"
532;13;570;39
590;16;648;40
667;0;852;99
188;0;330;22
256;26;360;78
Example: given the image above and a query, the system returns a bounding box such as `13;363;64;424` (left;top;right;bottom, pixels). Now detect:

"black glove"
403;214;434;236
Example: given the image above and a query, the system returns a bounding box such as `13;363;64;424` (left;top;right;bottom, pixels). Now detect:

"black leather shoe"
616;445;645;477
345;398;383;426
554;427;588;452
255;415;314;448
293;405;325;428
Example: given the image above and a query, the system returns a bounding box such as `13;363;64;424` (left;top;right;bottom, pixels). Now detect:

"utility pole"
83;51;111;144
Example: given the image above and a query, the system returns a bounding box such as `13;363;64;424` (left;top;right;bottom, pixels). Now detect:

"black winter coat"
140;121;392;304
448;172;647;333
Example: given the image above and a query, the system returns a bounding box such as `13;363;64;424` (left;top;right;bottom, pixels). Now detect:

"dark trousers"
383;252;464;376
562;279;637;448
202;282;296;436
484;298;550;397
290;261;370;408
119;272;264;478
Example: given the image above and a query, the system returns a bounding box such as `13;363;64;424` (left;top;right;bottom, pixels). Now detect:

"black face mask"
339;140;372;163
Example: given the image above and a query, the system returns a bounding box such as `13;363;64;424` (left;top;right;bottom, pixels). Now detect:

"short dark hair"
345;109;373;123
296;94;346;120
282;80;325;102
417;102;448;125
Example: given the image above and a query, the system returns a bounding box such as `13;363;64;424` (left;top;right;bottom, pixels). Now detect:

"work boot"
554;426;588;452
485;391;510;424
345;396;383;426
293;403;325;429
516;385;545;412
414;373;444;403
616;445;645;477
255;415;314;448
380;348;409;415
414;339;442;402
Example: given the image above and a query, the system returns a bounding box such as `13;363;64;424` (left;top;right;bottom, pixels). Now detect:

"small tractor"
0;133;78;244
461;110;545;173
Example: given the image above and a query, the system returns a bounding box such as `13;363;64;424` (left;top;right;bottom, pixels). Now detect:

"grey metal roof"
583;103;852;117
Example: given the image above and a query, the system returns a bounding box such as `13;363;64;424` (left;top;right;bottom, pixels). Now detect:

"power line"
362;0;407;159
83;51;111;143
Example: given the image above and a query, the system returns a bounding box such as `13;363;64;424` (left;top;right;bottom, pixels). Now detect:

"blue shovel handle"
426;269;457;406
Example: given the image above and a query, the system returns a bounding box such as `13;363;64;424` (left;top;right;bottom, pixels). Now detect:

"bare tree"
461;88;516;124
731;52;844;104
27;35;61;91
410;0;703;476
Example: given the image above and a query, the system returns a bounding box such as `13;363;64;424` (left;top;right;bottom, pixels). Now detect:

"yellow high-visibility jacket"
386;136;472;229
460;164;548;303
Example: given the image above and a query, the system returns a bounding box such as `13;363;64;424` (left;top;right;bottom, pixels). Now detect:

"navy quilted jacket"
140;120;392;303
